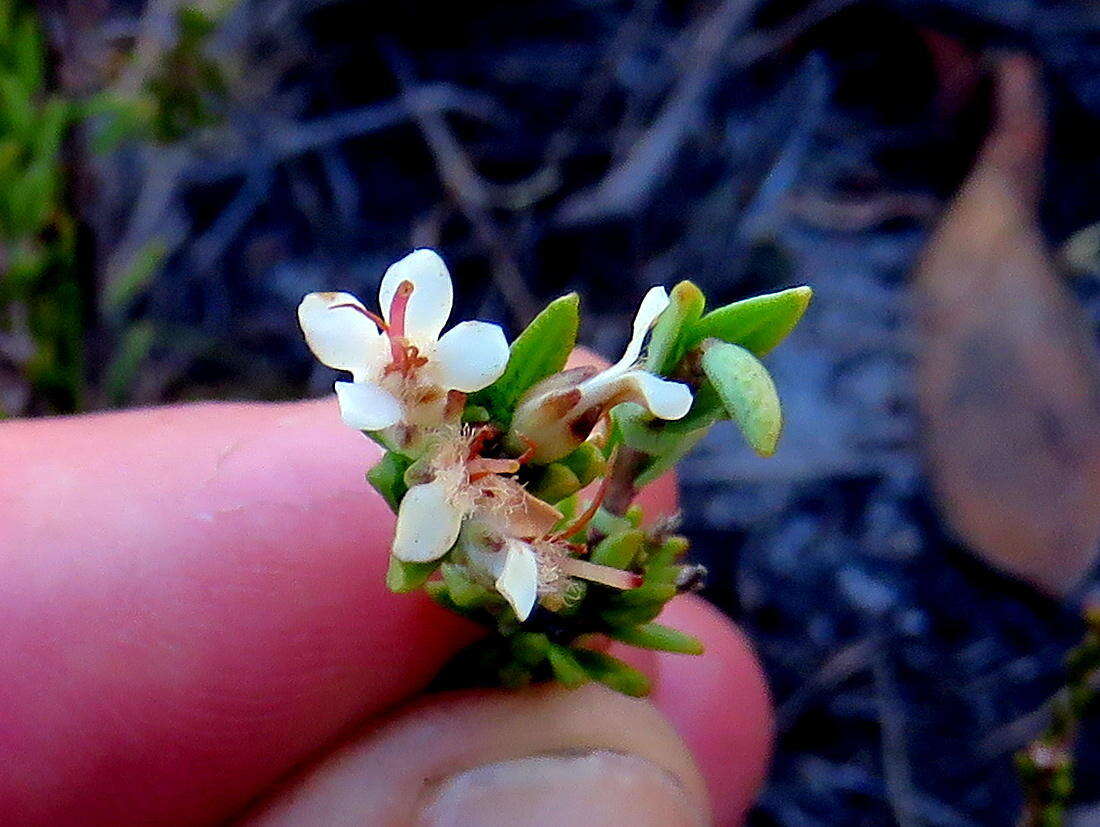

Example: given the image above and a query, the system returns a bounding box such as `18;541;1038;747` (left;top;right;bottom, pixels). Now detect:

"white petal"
622;371;693;420
496;539;539;621
392;479;465;562
613;286;670;373
335;381;403;431
299;292;388;380
379;249;453;345
430;321;510;392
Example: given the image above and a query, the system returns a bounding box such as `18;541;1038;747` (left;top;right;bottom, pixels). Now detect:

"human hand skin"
0;390;773;824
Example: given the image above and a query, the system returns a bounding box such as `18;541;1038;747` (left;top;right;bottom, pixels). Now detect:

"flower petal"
334;381;403;431
392;479;465;562
379;249;453;345
613;286;670;372
621;370;693;420
298;292;388;380
496;539;540;621
430;321;510;392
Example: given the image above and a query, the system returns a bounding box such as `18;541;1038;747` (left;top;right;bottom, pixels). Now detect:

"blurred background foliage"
8;0;1100;823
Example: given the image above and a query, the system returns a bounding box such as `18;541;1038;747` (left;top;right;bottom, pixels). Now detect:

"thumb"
245;683;710;826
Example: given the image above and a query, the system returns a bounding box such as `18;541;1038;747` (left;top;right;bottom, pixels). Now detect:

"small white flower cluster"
299;249;692;620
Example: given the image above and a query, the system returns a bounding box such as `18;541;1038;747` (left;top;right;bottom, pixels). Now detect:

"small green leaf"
609;623;705;655
511;632;550;666
600;604;666;627
367;451;412;510
688;286;812;356
589;507;634;539
470;293;580;423
645;280;705;376
610;582;677;606
700;340;782;457
590;529;645;570
462;404;491;423
547;644;590;689
528;462;582;503
574;649;651;697
559;441;606;486
386;556;440;593
442;563;495;609
634;428;707;487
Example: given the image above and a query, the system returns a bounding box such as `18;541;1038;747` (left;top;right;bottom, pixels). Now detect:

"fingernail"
418;750;707;826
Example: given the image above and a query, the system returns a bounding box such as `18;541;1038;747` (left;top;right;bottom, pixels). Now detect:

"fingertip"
636;596;774;824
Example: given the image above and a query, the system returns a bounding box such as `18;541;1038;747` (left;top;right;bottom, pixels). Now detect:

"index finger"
0;399;477;824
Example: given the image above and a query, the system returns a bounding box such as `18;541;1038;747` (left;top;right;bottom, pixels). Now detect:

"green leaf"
104;321;155;406
366;451;412;510
547;644;590;689
590;529;645;570
511;632;550;666
609;582;677;606
573;649;651;697
634;428;707;487
688;286;812;356
609;623;704;655
559;441;606;486
645;280;705;376
386;556;440;593
700;340;782;457
528;462;581;503
600;604;666;627
103;239;168;317
461;404;490;423
469;293;580;424
441;563;495;609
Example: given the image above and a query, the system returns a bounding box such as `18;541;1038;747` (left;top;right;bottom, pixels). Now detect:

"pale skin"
0;353;774;824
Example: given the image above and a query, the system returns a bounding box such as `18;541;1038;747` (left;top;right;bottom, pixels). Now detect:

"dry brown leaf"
915;56;1100;595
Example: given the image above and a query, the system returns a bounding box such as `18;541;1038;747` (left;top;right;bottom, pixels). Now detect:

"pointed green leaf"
386;556;440;593
609;623;705;655
590;529;645;570
441;563;495;609
700;340;782;457
470;293;580;423
609;582;678;607
547;644;590;689
600;604;666;627
528;462;582;503
366;451;412;510
634;428;707;487
645;280;705;376
688;286;812;356
573;649;651;697
559;441;606;486
511;632;550;666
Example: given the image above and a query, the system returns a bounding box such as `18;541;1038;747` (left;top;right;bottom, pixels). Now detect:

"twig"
556;0;758;225
184;84;498;184
777;636;879;730
875;651;919;827
387;51;540;326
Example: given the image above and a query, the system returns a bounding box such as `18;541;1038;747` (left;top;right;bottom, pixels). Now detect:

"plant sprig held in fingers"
298;249;811;695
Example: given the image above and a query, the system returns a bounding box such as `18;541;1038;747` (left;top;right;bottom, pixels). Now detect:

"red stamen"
467;425;501;460
330;302;388;331
552;447;617;541
514;435;538;465
468;457;521;481
559;557;642;590
388;280;415;339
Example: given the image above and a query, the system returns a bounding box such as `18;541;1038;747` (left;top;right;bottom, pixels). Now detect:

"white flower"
298;249;510;434
509;286;694;463
463;529;641;621
390;427;562;565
